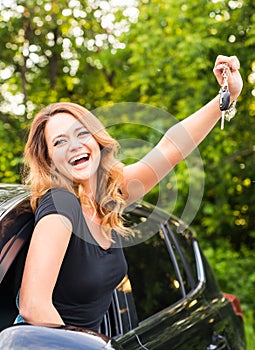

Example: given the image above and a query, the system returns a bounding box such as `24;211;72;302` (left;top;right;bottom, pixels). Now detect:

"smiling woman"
14;55;243;334
18;102;131;330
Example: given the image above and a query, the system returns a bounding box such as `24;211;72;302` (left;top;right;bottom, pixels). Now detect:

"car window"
0;199;34;331
0;199;33;255
123;215;183;322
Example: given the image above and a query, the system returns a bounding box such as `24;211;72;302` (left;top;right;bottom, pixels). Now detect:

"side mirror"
0;324;124;350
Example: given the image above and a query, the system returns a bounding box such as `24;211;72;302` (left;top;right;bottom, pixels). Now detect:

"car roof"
0;184;29;204
0;183;194;236
0;183;170;221
0;184;30;217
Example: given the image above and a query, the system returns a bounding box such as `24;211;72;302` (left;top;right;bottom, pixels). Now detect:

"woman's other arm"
19;214;72;326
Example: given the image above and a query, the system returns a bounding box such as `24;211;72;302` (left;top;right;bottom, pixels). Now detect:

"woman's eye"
78;131;90;138
53;139;66;147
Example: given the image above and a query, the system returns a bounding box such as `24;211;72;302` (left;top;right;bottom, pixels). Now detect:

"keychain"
219;63;237;130
219;63;230;130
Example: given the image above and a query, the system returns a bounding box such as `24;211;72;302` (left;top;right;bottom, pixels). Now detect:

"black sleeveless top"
35;188;127;331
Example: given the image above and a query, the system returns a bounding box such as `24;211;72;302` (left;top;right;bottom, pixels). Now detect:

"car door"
116;212;230;349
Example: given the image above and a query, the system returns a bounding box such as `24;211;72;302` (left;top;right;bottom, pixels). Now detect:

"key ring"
221;63;229;91
219;63;237;130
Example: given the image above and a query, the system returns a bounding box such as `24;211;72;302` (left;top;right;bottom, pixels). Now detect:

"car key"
220;88;230;130
219;63;231;130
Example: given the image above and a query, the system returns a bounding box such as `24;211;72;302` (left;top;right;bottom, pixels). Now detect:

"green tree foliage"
0;0;254;346
0;0;139;178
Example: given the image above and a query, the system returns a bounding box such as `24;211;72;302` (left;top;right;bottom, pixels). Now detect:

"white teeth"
70;154;89;166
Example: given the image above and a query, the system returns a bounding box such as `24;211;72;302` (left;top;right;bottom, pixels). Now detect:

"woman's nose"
69;137;83;150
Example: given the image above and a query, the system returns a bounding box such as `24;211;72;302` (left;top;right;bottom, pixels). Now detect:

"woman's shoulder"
40;188;79;204
35;187;81;225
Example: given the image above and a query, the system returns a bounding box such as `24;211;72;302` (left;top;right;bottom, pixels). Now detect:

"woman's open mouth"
69;153;90;168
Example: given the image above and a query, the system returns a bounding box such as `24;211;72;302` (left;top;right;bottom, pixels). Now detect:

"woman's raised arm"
122;55;243;205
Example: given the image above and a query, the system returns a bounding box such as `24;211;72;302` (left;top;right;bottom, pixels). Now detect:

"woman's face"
45;112;101;187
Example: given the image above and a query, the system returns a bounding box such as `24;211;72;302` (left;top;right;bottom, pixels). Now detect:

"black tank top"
35;188;127;331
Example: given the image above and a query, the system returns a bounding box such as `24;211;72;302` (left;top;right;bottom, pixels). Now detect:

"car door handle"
207;331;230;350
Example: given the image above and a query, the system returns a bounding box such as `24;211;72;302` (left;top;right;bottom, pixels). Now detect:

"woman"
17;55;243;331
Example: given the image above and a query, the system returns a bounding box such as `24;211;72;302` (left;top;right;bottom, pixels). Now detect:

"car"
0;183;246;349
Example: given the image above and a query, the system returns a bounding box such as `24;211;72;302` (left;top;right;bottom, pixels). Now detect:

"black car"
0;183;246;349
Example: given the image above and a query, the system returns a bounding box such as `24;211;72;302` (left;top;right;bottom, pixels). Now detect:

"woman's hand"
213;55;243;101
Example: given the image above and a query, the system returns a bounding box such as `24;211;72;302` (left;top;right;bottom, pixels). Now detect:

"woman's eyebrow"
75;126;89;133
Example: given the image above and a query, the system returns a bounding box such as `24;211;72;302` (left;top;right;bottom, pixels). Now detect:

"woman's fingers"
213;56;240;79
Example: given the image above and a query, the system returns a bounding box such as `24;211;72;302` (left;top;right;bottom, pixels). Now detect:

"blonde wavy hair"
23;102;132;238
